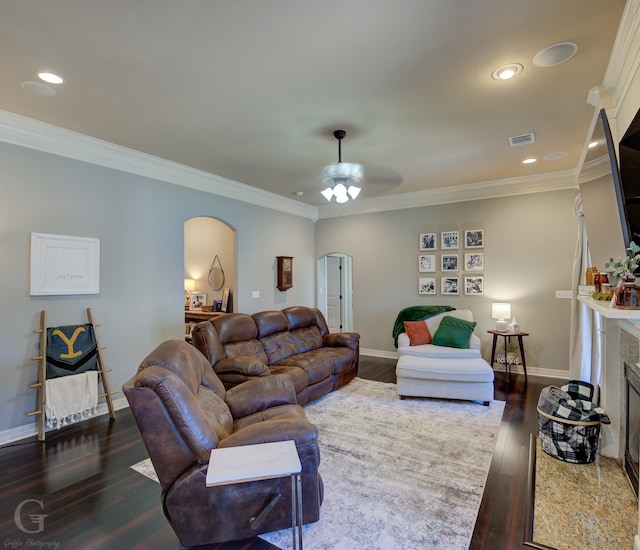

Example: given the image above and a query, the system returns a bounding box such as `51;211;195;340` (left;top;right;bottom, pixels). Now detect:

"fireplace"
625;362;640;498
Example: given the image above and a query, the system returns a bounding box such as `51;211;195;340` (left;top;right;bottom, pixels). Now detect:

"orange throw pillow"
403;320;432;346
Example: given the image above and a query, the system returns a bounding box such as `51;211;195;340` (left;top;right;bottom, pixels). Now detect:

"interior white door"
326;255;343;332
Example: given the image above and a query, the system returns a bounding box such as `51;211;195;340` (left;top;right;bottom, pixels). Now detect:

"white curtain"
569;194;601;384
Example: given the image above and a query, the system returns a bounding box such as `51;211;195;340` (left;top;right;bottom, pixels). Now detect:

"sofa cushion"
275;349;334;385
399;342;482;359
432;315;477;349
403;320;432;346
253;310;289;338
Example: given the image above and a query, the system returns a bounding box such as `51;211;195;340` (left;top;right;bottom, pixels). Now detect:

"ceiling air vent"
509;133;535;147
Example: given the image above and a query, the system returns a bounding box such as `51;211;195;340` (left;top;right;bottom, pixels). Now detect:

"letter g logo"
14;498;47;534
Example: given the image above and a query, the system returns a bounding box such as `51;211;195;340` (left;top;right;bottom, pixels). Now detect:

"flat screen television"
619;107;640;244
578;108;628;270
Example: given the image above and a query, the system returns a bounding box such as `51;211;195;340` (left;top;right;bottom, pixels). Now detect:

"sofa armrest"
397;332;410;349
398;331;480;351
214;356;270;377
323;332;360;350
225;374;297;418
469;333;481;350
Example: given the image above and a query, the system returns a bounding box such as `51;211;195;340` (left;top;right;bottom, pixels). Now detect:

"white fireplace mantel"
577;295;640;460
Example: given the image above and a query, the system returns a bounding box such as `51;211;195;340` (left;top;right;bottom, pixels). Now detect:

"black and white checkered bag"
537;381;610;464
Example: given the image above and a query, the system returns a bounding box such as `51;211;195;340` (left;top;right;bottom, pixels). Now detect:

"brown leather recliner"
122;339;323;548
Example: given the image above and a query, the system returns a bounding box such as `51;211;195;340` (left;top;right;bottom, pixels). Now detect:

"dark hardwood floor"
0;356;555;549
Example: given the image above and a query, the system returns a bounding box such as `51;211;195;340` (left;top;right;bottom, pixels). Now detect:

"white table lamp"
492;302;511;331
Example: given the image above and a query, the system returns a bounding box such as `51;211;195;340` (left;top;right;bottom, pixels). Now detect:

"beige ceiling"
0;1;626;206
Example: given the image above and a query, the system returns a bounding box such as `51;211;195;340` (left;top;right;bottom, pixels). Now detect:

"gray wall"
0;142;315;436
315;189;579;373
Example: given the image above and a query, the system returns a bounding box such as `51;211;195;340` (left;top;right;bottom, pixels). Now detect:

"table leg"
291;473;303;549
490;334;498;368
296;474;303;549
518;335;528;380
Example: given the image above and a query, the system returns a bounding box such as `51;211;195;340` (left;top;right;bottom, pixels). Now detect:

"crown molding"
603;0;640;115
317;169;578;219
0;110;319;221
0;109;581;221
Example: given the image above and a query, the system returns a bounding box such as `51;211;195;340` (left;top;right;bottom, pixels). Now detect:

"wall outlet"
555;290;572;299
252;290;260;298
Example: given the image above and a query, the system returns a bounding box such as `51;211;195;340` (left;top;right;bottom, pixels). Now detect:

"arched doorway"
317;253;353;332
184;216;236;312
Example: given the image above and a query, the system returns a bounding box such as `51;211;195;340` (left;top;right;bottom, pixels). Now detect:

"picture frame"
441;276;459;295
419;233;437;251
465;229;484;249
189;292;207;311
441;231;459;249
418;277;436;295
464;276;484;295
221;287;231;313
30;232;100;296
418;254;436;272
441;254;459;271
464;252;484;271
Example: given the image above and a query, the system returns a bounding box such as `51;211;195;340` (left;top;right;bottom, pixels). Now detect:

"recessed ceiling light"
21;81;56;96
533;42;578;67
522;158;537;164
588;141;599;149
38;72;64;84
491;63;523;80
543;152;567;161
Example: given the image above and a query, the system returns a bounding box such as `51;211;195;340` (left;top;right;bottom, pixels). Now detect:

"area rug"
526;437;637;549
131;377;505;549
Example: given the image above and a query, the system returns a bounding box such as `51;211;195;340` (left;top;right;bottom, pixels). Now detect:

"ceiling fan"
319;129;403;203
321;130;363;203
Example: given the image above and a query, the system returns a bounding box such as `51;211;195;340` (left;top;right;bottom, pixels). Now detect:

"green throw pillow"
431;315;477;349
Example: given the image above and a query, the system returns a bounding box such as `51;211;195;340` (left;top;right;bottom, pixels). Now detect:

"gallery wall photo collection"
417;230;484;296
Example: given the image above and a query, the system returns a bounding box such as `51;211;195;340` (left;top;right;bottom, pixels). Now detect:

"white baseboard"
635;534;640;550
360;348;398;359
0;396;129;446
360;349;570;379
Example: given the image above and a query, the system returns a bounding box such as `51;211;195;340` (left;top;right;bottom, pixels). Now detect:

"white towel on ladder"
45;370;99;429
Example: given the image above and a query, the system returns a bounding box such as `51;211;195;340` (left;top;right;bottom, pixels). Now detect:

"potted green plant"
606;241;640;308
506;342;519;365
605;241;640;282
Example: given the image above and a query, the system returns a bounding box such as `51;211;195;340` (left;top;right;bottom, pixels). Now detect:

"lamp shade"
492;302;511;331
491;303;511;320
184;278;196;292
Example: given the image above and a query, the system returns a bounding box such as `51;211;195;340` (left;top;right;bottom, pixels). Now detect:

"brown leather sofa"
192;306;360;405
123;339;323;548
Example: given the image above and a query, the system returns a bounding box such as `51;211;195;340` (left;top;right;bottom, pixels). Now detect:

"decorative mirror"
208;254;225;290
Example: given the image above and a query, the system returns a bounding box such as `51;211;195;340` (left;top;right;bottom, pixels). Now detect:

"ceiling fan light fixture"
320;130;363;203
321;187;334;201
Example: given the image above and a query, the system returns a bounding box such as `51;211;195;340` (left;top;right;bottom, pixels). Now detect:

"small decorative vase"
615;282;640;309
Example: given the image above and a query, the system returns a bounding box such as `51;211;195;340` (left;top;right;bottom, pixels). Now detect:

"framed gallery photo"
418;254;436;272
418;277;436;295
189;293;207;311
441;254;459;271
465;229;484;249
221;287;231;313
464;252;484;271
419;233;437;251
464;276;484;295
30;232;100;296
441;276;459;295
441;231;459;249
